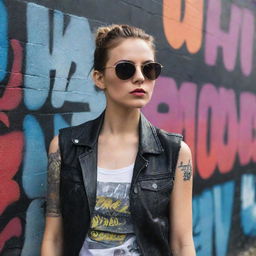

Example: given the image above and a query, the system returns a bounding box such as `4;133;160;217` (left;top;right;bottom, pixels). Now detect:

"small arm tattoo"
46;149;61;217
177;160;192;181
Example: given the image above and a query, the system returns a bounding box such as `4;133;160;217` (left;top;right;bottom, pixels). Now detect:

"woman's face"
95;38;156;110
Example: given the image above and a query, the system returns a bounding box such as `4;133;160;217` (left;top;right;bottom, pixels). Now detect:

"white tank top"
79;163;141;256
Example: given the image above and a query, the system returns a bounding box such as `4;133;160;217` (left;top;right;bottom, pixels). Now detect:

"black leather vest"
59;111;182;256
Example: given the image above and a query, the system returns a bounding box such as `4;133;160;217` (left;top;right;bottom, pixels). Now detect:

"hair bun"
95;25;117;47
93;24;155;71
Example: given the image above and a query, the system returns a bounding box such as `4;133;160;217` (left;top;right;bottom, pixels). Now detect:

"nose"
132;65;145;84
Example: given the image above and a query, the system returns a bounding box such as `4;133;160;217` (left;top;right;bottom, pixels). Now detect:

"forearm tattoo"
177;160;192;181
46;149;61;217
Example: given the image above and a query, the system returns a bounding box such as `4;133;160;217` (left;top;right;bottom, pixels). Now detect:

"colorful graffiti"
158;0;256;255
0;0;255;255
0;0;24;254
21;3;105;255
143;78;256;179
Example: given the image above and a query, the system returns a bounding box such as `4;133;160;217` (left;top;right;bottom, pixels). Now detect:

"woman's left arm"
169;141;196;256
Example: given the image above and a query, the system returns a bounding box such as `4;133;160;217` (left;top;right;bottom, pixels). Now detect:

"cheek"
146;83;155;100
148;82;156;94
104;79;125;98
104;75;119;89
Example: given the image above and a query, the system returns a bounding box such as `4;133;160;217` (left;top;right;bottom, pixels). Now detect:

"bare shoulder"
49;135;59;154
178;141;192;160
47;135;61;179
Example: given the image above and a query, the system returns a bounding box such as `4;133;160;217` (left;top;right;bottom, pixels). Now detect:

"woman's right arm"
41;135;64;256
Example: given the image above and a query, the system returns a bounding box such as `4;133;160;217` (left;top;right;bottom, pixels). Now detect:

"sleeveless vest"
58;111;182;256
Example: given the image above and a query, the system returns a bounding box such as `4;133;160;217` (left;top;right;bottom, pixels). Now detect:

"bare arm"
170;141;196;256
41;135;64;256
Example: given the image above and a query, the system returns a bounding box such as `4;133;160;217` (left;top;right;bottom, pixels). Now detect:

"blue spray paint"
21;199;45;256
213;181;235;256
24;3;105;120
241;174;256;235
193;181;235;256
22;114;47;198
193;188;214;255
0;0;8;81
54;114;69;135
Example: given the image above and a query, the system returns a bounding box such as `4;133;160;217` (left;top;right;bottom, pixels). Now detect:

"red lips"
130;88;145;93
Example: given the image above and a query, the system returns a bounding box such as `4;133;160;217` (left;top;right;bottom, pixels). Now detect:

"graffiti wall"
0;0;255;255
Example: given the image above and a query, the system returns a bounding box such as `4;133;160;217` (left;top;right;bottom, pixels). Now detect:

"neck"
101;106;141;136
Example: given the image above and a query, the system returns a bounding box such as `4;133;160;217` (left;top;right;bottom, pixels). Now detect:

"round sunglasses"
103;61;163;80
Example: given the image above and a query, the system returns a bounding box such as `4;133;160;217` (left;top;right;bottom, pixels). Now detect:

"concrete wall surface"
0;0;256;255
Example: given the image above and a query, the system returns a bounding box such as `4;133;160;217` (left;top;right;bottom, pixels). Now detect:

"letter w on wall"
163;0;203;53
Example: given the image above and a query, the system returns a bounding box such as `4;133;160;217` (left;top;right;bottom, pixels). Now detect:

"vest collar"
71;110;164;155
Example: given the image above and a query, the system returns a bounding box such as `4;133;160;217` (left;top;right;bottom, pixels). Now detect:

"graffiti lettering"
143;76;256;179
205;0;254;76
0;132;23;214
0;0;256;255
238;92;256;165
163;0;254;76
0;0;8;81
193;181;235;256
0;39;23;110
0;218;22;253
162;0;203;53
143;78;197;164
241;174;256;235
0;1;23;252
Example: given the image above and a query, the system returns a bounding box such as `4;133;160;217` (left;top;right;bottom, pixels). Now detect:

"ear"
93;70;106;90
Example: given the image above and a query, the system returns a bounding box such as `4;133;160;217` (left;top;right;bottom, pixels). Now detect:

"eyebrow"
114;59;155;65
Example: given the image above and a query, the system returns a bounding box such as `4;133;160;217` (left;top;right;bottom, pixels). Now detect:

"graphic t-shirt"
79;164;141;256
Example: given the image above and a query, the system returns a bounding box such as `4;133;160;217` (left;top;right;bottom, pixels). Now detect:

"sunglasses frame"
103;61;163;80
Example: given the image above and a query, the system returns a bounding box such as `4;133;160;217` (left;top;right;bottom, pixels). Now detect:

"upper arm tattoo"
177;160;192;181
46;149;61;217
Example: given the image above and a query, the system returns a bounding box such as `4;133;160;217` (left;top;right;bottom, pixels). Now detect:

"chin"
109;97;150;109
126;102;148;109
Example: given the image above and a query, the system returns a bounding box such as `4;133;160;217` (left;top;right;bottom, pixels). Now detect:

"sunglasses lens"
115;62;135;80
114;62;162;80
143;63;162;80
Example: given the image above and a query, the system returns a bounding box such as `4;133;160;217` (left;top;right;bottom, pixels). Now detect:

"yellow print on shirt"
91;215;125;228
90;230;126;242
96;196;130;214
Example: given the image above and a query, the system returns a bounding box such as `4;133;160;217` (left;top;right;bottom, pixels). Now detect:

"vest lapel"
79;146;97;220
131;113;164;184
72;112;105;219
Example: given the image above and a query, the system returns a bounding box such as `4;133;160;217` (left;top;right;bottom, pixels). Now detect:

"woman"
41;24;195;256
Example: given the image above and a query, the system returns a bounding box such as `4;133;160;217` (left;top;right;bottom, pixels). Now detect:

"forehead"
107;38;154;63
